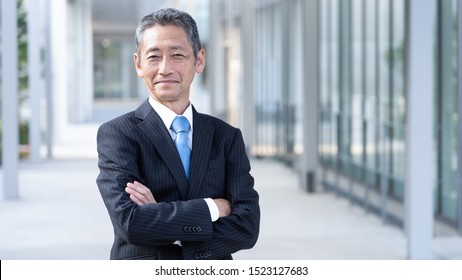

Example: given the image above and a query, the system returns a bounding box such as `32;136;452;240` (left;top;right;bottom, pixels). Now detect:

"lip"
155;80;179;85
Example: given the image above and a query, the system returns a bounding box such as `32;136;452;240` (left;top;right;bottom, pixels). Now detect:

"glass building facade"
211;0;462;233
436;0;459;224
319;0;407;224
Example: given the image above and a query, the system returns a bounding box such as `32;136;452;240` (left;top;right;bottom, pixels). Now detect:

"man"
96;8;260;260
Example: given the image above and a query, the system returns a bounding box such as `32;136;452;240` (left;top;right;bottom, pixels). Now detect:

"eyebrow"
144;45;187;55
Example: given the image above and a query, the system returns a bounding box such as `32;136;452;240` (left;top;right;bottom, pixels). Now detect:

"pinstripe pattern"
96;99;260;260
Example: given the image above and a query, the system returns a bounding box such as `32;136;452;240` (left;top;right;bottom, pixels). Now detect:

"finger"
129;194;144;206
129;181;151;195
126;183;148;198
126;186;157;204
125;187;147;202
133;181;149;191
126;181;157;204
133;182;157;202
126;182;139;192
127;181;145;190
125;184;150;202
133;181;145;187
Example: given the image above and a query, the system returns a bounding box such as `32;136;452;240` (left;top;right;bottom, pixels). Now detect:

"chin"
157;94;181;102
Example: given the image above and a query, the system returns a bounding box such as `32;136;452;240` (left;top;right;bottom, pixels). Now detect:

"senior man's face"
134;24;205;107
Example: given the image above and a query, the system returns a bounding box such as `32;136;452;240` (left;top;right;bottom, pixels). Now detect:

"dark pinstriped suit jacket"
96;99;260;260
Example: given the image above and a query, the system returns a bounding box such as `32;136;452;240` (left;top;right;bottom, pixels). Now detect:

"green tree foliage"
18;0;28;102
0;0;29;161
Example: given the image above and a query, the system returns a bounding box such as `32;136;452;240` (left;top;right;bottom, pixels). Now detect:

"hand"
125;181;157;205
213;198;232;218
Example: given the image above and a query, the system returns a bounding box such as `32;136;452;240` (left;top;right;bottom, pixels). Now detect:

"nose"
158;56;173;75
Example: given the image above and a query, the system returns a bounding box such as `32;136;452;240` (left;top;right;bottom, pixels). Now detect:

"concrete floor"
0;158;461;260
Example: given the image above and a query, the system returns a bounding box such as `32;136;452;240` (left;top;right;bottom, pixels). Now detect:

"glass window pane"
437;0;459;222
390;0;406;198
351;0;364;178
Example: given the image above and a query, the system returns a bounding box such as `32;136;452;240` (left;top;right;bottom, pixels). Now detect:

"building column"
404;0;435;259
299;0;319;192
27;0;42;163
50;0;68;148
67;0;93;123
208;0;226;120
2;0;20;199
44;0;54;158
241;0;256;151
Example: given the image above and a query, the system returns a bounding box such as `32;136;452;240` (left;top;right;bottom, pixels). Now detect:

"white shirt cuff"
204;198;219;222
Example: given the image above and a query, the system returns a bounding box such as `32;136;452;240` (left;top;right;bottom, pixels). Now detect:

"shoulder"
98;110;137;133
98;99;151;133
96;111;142;152
196;112;239;134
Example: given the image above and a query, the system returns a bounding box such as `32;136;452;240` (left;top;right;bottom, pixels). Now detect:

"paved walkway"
0;158;461;260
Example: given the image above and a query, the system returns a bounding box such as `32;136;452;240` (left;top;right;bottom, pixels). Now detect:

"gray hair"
135;8;202;59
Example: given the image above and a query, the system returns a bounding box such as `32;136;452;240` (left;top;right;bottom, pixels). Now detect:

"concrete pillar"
44;0;54;159
300;0;319;192
208;0;226;120
27;0;42;163
67;0;93;123
241;0;256;151
404;0;435;259
82;0;94;122
50;0;68;148
1;0;20;199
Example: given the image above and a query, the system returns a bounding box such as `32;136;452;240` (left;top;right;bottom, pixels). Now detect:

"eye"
173;53;186;59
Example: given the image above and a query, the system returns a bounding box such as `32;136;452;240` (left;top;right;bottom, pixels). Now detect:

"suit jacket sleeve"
182;129;261;260
96;118;214;246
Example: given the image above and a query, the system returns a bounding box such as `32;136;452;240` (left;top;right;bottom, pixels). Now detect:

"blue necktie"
171;116;191;179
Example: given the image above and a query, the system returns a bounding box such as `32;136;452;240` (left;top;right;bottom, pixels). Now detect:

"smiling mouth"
155;80;178;85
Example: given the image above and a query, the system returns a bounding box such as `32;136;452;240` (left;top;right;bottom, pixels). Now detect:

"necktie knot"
171;116;190;134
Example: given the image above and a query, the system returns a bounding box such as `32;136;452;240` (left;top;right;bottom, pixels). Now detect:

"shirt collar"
148;97;193;131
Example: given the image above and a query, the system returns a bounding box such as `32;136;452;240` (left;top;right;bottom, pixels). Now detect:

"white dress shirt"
148;97;219;222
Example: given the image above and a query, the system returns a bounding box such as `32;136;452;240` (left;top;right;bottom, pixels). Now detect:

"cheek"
141;68;157;81
181;69;197;82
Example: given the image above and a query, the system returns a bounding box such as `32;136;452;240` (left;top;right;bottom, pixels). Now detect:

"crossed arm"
125;181;232;218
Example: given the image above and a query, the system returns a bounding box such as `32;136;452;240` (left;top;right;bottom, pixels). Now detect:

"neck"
152;98;190;115
169;101;190;115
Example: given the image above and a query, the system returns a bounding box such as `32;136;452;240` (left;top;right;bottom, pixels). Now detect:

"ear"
134;53;144;78
195;49;206;74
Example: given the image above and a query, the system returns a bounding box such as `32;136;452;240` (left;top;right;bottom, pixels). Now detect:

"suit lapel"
135;100;188;199
189;108;214;198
